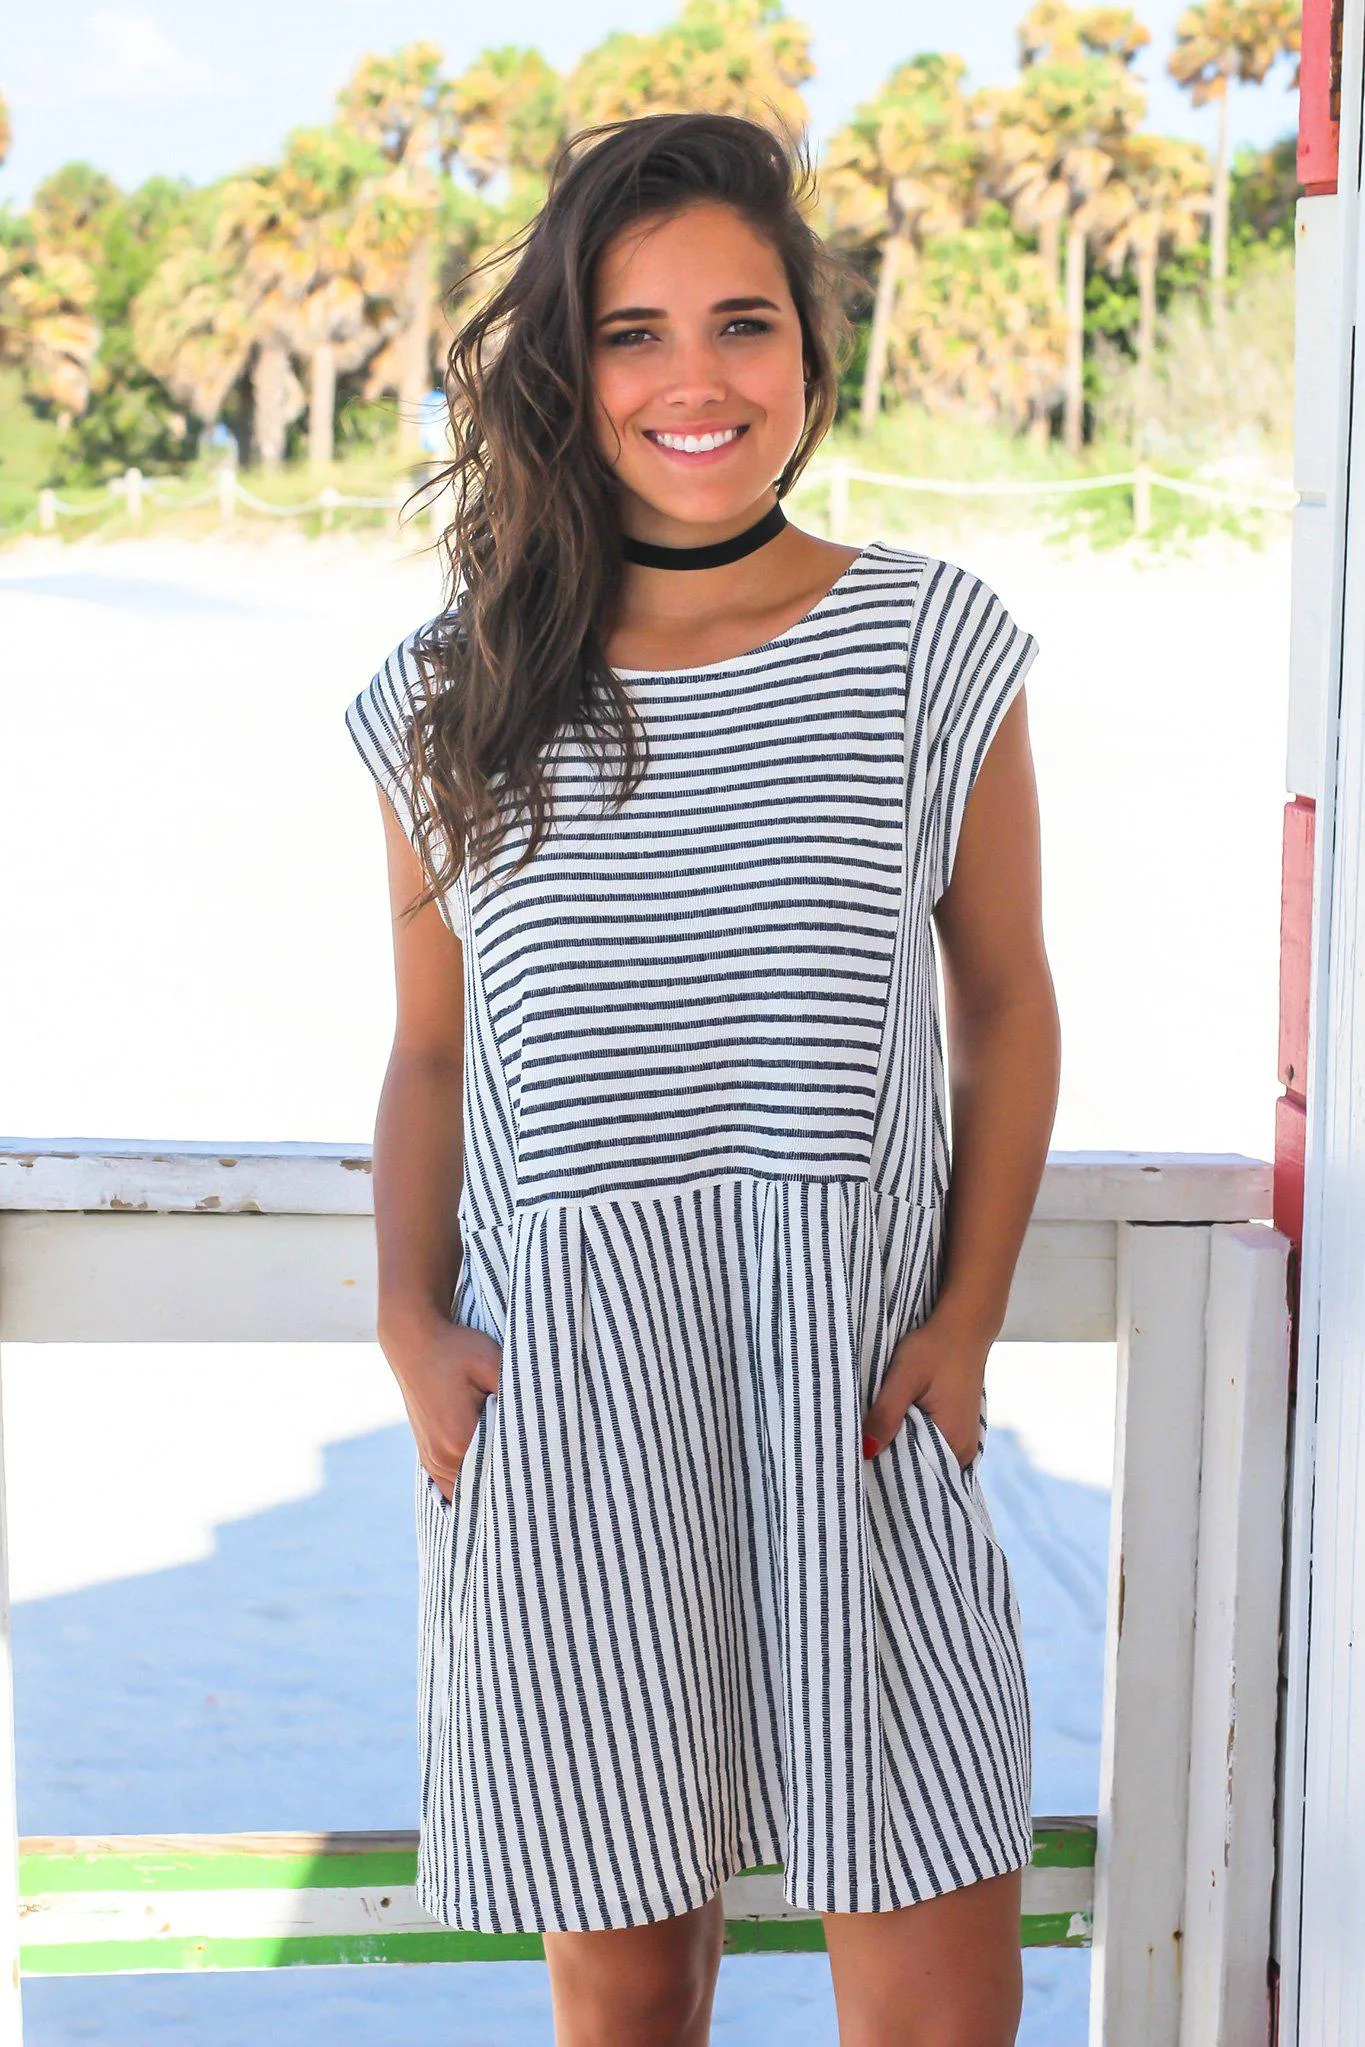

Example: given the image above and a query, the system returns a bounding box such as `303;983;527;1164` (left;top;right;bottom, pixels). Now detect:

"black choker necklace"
621;500;787;571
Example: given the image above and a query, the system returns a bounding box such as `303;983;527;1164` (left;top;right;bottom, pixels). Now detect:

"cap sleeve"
344;628;468;943
915;558;1040;906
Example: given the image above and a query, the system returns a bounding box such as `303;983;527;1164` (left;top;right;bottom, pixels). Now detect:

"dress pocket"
912;1399;983;1479
418;1387;496;1526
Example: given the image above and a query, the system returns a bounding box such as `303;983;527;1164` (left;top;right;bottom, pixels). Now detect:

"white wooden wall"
1278;2;1365;2040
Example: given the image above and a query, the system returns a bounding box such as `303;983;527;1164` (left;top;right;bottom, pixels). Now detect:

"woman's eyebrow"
595;294;781;327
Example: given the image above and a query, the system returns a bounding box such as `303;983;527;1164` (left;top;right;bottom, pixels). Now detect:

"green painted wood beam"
17;1820;1097;1975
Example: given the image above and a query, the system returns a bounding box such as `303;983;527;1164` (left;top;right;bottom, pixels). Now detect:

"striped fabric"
345;538;1040;1931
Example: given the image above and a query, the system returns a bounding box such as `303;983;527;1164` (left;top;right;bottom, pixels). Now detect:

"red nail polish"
862;1432;879;1459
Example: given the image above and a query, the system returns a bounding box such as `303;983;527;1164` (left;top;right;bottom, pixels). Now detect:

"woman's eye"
724;317;771;336
606;328;654;348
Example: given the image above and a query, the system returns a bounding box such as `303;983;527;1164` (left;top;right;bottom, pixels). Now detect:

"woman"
346;110;1061;2047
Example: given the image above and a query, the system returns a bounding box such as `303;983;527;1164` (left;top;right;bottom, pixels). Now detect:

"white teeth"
651;427;741;453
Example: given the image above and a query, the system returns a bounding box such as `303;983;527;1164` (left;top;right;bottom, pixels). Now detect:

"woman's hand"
862;1305;991;1472
381;1308;503;1502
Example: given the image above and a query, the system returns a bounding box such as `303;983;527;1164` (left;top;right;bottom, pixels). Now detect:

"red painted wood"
1299;0;1342;190
1275;1092;1307;1257
1279;800;1316;1091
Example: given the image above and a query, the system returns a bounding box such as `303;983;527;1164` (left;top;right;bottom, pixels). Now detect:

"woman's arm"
370;787;501;1499
862;688;1061;1467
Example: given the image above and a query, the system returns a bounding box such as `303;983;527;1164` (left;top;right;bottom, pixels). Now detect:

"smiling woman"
342;110;1060;2047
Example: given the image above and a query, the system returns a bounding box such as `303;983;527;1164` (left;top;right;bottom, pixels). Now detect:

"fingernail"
862;1432;879;1459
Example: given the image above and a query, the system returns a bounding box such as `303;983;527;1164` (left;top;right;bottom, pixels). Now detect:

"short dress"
345;537;1039;1933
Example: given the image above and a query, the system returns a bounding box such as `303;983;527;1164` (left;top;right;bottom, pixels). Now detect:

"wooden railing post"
1090;1223;1212;2047
1179;1223;1291;2046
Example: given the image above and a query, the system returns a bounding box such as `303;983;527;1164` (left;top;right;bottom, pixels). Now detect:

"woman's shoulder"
859;540;1036;671
343;611;464;768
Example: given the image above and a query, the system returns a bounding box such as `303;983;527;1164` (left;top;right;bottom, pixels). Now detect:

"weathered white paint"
1090;1224;1212;2047
15;1860;1094;1953
1288;194;1344;801
0;1214;379;1344
0;1140;376;1218
0;1141;1272;1225
1294;196;1344;502
0;1210;1189;1348
1179;1224;1291;2047
1279;8;1365;2041
1288;497;1337;801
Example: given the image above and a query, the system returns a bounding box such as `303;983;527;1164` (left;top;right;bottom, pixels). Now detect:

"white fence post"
828;458;851;541
124;469;142;524
1090;1223;1212;2047
1133;460;1152;538
36;493;55;534
217;466;235;526
1179;1222;1291;2047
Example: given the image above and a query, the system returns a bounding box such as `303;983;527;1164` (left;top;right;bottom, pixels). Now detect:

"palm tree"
567;0;813;141
0;168;109;427
822;55;982;434
337;44;460;459
1096;132;1212;416
887;220;1067;433
450;45;565;195
270;125;392;468
1168;0;1301;317
981;13;1146;452
130;226;256;439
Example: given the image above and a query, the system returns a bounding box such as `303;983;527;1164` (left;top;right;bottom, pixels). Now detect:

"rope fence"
806;457;1298;539
28;466;431;540
16;455;1297;547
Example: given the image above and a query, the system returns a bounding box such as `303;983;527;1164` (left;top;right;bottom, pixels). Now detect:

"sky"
1;0;1301;209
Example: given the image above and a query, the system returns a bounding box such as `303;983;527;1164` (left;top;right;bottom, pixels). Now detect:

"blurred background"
0;3;1300;2041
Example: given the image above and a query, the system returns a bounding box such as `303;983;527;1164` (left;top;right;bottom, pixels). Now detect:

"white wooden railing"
0;1141;1290;2045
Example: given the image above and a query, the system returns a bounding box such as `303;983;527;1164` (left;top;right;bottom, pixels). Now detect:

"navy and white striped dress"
345;538;1039;1932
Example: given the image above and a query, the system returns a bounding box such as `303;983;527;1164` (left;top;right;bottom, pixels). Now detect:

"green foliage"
0;3;1302;533
1229;130;1298;265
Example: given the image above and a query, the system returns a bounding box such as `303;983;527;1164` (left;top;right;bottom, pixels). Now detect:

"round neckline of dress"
609;539;877;679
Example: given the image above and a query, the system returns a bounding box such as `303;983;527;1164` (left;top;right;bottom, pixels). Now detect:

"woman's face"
588;199;810;543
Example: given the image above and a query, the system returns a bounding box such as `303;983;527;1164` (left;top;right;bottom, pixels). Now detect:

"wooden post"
1180;1223;1291;2047
124;469;142;524
1090;1223;1212;2047
319;487;339;532
1133;460;1152;538
36;492;55;534
828;458;852;542
217;466;236;527
0;1352;26;2043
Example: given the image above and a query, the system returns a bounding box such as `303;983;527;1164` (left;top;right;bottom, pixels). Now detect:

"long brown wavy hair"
397;108;857;925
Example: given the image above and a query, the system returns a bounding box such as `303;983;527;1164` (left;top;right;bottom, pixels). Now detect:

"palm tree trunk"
309;340;337;470
1210;80;1230;324
859;231;907;436
251;337;291;470
1063;213;1087;456
1136;236;1157;455
1038;214;1062;300
397;233;435;461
